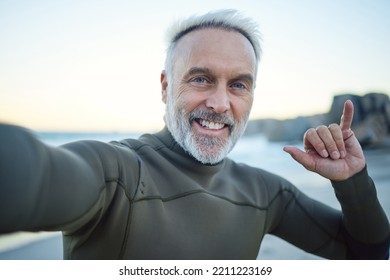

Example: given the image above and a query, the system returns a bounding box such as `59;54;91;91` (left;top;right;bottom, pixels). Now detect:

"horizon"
9;91;389;134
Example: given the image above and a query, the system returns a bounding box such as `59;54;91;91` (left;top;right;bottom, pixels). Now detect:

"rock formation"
245;92;390;147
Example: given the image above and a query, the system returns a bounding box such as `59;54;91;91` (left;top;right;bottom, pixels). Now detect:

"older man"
0;10;389;259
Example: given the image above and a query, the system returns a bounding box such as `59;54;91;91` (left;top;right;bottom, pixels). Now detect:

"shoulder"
226;158;291;186
224;158;299;200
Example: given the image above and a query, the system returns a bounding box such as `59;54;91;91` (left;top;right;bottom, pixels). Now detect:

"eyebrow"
183;67;214;80
231;74;254;85
184;67;254;85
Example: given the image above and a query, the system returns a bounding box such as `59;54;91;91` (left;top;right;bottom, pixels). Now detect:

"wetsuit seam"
293;198;339;238
258;175;271;236
134;189;269;211
295;215;343;258
118;152;142;258
64;179;113;259
118;139;166;153
309;236;335;256
119;197;134;259
270;188;338;238
59;180;107;235
120;137;184;156
65;178;135;259
113;140;144;200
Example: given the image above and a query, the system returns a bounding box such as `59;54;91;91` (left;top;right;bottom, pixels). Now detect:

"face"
161;28;257;164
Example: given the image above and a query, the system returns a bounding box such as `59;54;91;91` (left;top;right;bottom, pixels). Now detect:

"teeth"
200;119;225;130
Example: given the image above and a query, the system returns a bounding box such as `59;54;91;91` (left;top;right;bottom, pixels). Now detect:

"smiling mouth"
195;118;228;130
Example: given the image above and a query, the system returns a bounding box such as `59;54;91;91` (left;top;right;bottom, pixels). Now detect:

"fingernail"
340;151;346;158
321;150;329;157
331;151;340;159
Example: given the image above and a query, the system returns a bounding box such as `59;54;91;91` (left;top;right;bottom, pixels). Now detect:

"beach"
0;133;389;260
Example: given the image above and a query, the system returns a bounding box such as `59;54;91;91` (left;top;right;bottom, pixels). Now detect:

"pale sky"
1;0;389;132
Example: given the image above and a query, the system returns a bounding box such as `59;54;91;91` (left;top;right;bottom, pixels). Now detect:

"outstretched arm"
0;124;127;233
283;100;365;181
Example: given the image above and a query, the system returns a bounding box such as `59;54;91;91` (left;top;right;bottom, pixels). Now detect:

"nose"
205;86;231;113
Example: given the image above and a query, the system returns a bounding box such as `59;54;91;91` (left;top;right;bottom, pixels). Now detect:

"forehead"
172;28;257;74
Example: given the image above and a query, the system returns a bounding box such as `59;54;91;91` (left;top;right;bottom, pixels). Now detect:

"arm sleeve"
265;167;389;259
0;124;139;233
331;166;390;259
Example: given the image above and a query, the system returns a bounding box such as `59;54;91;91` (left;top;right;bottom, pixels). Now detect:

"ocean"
0;130;342;259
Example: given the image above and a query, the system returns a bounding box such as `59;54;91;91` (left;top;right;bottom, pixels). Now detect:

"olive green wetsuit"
0;125;389;259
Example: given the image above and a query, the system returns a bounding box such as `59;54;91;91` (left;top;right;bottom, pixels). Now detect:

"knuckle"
326;143;337;151
315;125;327;132
306;127;316;134
328;124;344;141
304;128;316;138
328;123;339;130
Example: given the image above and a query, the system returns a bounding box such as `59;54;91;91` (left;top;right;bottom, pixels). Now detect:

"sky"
1;0;389;132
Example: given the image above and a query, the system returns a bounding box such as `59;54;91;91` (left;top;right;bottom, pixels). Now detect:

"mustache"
188;109;235;127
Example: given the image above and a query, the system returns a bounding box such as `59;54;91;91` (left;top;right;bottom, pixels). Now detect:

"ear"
161;70;168;104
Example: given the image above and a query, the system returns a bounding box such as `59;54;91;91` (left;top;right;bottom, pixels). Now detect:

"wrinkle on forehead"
172;28;257;79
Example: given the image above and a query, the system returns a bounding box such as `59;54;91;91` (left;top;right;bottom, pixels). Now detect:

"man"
0;9;389;259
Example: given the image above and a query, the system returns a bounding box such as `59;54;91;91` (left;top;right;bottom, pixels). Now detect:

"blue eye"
231;82;246;89
193;77;208;84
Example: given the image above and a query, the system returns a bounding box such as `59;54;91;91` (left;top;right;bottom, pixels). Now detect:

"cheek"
174;85;206;112
231;95;254;119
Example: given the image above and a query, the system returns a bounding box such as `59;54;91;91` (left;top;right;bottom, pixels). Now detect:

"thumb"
283;146;315;171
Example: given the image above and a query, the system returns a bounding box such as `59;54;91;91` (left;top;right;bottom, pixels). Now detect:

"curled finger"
328;123;346;158
316;125;340;159
304;127;328;158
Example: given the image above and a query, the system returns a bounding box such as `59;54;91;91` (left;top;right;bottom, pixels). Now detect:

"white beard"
164;92;249;165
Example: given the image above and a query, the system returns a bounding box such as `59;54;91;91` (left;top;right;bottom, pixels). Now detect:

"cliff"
245;93;390;147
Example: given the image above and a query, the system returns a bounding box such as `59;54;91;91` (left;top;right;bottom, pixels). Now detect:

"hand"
283;100;366;181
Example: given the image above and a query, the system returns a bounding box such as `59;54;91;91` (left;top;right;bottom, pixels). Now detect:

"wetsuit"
0;124;389;259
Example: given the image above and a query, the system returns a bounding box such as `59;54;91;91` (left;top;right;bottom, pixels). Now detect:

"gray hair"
164;9;262;81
